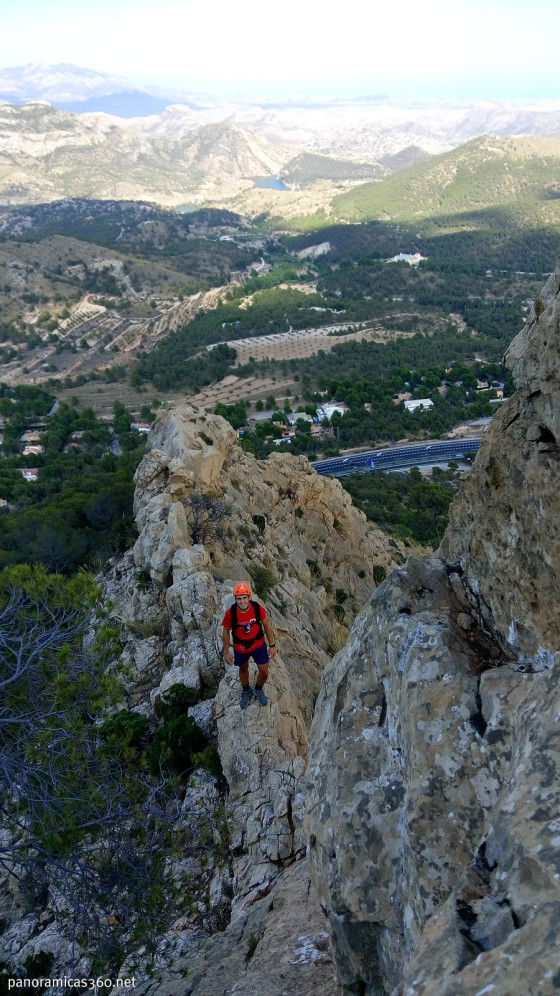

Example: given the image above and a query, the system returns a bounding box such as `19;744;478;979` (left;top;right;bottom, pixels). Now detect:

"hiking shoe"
254;686;268;707
240;687;255;710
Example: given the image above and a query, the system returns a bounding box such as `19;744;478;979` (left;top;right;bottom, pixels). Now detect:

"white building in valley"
404;399;434;413
387;252;427;266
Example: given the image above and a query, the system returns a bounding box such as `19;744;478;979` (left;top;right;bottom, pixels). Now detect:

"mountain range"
0;62;182;117
0;102;391;207
3;63;560;144
2;64;560;213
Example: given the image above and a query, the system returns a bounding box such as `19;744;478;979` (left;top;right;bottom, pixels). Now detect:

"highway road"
311;438;482;477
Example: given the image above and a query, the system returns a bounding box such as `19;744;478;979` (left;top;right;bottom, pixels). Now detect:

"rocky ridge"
0;398;405;985
80;410;401;989
306;262;560;993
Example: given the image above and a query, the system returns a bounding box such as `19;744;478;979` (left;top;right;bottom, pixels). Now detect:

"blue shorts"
233;642;269;667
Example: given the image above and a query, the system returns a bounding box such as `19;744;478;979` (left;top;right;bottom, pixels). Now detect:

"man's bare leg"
254;662;269;705
255;661;269;687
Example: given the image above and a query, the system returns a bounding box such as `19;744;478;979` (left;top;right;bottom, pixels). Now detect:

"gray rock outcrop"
306;262;560;994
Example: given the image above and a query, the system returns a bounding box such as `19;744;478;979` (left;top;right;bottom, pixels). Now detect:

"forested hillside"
131;215;554;393
0;385;145;572
331;135;560;230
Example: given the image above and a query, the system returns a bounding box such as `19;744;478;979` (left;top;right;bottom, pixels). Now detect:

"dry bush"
328;623;349;655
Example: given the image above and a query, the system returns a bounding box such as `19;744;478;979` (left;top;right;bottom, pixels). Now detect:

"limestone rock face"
215;655;308;875
131;406;396;607
306;262;560;994
136;862;341;996
307;558;492;992
440;264;560;663
136;409;237;505
396;662;560;996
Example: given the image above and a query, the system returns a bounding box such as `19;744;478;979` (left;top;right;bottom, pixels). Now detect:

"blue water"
254;177;289;190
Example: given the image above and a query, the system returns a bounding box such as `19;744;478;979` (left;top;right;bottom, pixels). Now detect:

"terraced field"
207;321;417;366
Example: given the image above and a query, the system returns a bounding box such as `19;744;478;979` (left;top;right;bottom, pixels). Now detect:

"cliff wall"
306;263;560;994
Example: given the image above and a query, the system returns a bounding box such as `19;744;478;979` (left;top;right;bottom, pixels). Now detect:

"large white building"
404;399;434;413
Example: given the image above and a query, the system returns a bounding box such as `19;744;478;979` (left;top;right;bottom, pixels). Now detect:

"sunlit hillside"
332;135;560;233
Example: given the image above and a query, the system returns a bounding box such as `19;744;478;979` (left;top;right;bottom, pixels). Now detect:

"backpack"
230;599;264;648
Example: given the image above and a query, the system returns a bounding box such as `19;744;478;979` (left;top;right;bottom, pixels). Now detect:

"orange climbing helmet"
233;582;251;597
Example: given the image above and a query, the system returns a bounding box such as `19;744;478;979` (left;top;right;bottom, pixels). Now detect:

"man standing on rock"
222;582;277;708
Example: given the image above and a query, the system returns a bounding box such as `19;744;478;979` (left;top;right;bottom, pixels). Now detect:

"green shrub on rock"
97;711;150;763
192;745;223;778
156;683;200;721
149;716;207;776
373;564;387;585
249;564;277;599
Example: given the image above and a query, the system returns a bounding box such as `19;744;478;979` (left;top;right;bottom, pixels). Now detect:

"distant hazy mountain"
0;63;143;102
450;99;560;142
0;63;203;118
126;104;222;139
176;121;291;188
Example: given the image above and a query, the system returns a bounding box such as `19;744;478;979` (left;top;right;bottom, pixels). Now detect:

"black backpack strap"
229;599;264;648
250;600;264;639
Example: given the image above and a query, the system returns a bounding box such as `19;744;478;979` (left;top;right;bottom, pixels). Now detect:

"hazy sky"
2;0;560;99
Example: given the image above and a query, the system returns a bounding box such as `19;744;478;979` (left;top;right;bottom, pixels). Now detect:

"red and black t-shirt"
222;602;266;653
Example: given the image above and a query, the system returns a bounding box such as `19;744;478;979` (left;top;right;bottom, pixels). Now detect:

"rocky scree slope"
306;261;560;994
98;411;403;993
